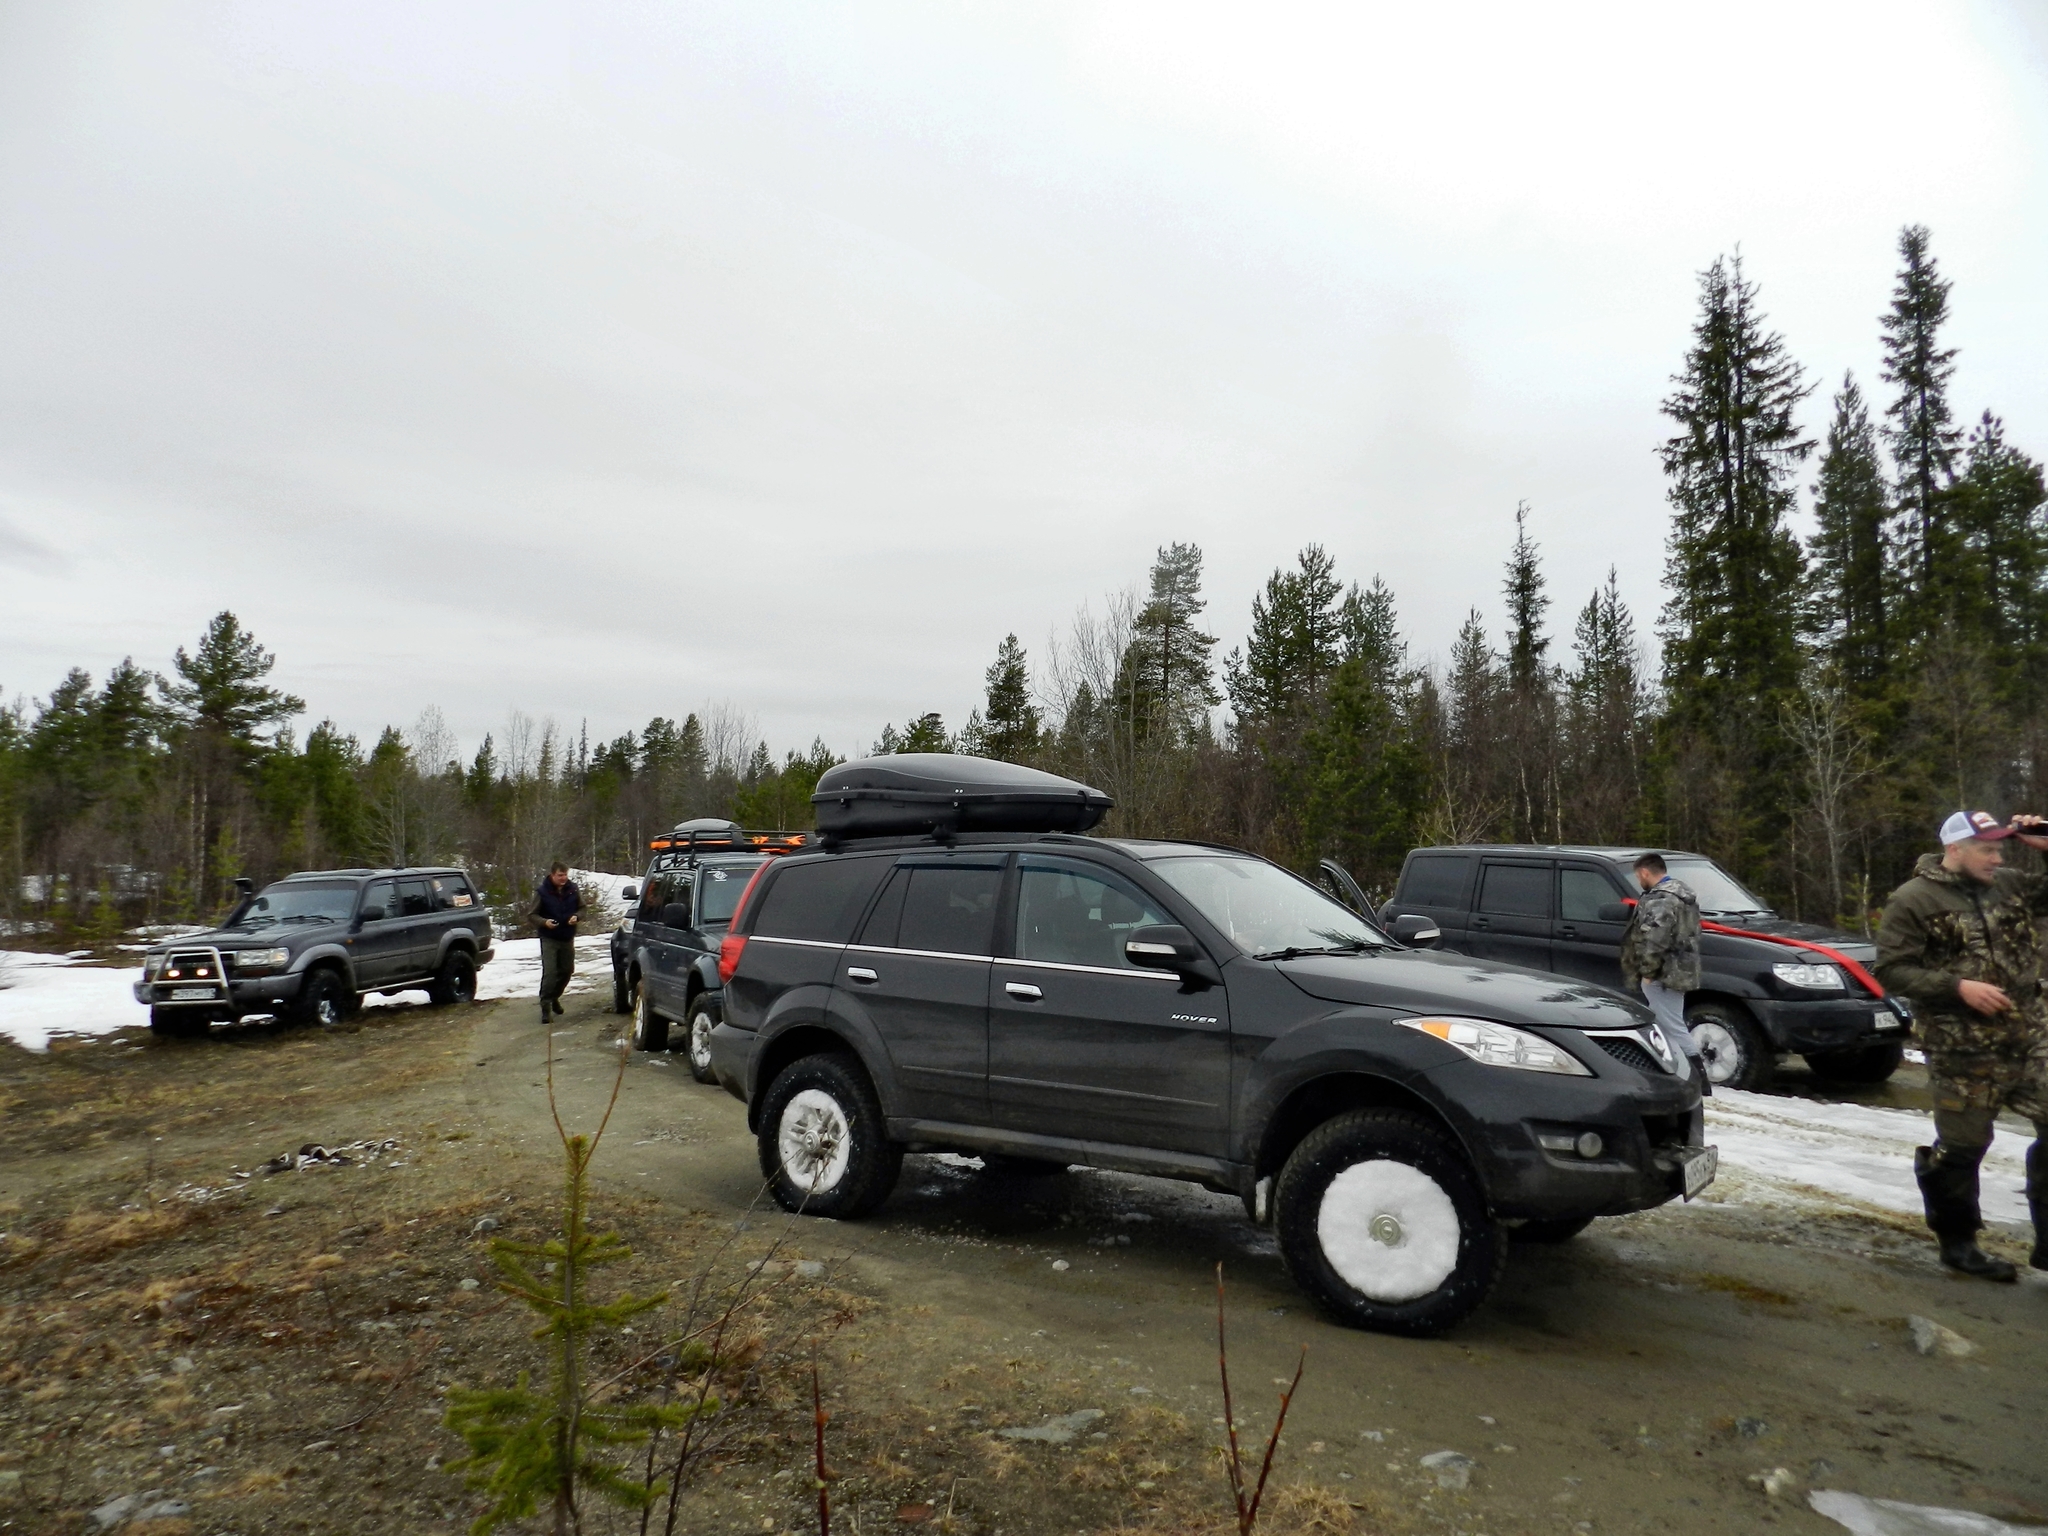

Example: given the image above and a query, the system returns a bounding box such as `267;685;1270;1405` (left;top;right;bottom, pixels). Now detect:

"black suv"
1374;845;1910;1090
704;755;1711;1337
133;867;494;1036
612;821;806;1082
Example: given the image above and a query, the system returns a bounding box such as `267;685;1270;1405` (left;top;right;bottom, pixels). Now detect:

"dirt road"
4;989;2045;1534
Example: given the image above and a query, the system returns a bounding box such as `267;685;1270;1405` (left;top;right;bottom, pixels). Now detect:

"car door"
1386;852;1477;952
843;853;1006;1125
635;870;685;1013
395;877;436;976
351;878;408;986
1468;859;1555;972
1552;863;1632;987
988;854;1229;1156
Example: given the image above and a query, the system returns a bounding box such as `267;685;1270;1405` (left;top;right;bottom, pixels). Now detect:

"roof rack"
648;818;809;855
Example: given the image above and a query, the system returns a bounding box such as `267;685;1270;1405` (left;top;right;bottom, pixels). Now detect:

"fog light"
1575;1132;1605;1160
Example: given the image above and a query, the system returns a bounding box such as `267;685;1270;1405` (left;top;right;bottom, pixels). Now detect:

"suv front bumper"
1423;1055;1709;1222
1751;994;1910;1054
134;970;307;1016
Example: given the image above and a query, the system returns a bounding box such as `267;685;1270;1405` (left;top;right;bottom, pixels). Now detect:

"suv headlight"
233;948;291;974
1399;1016;1592;1076
1772;961;1842;990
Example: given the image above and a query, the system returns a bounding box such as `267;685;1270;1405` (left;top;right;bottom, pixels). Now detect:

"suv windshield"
696;859;765;926
1149;855;1386;956
1663;858;1772;917
233;882;357;926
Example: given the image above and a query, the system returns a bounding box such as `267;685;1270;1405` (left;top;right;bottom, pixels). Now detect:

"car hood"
1702;914;1874;963
1275;948;1651;1030
164;921;336;948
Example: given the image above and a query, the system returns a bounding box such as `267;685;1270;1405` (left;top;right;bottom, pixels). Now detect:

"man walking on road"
531;862;581;1024
1620;853;1708;1087
1877;810;2048;1282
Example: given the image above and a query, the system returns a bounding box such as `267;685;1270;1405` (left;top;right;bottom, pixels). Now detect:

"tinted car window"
242;882;355;924
875;862;1004;956
1478;863;1552;918
1015;856;1171;970
361;879;396;918
750;857;892;944
696;860;763;926
430;874;475;909
639;873;673;919
1401;854;1471;909
1560;868;1622;922
398;879;433;917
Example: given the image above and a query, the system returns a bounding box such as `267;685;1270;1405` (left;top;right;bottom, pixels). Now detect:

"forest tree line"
3;225;2042;938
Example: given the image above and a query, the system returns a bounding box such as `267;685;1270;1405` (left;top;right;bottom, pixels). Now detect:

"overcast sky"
3;1;2045;765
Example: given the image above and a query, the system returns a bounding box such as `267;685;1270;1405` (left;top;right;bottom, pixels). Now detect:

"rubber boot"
553;999;565;1017
2027;1139;2047;1271
1915;1144;2019;1282
539;999;551;1026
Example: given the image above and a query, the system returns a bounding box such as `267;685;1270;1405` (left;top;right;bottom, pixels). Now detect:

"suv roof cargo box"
812;754;1112;841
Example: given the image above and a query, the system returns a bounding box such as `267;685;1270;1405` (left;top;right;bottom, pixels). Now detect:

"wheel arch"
1253;1071;1461;1184
746;1025;881;1134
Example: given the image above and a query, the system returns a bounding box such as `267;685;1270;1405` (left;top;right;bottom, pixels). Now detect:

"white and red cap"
1940;810;2015;845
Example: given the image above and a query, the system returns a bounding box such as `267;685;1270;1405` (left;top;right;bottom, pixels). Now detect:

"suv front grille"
163;951;223;982
1594;1035;1662;1076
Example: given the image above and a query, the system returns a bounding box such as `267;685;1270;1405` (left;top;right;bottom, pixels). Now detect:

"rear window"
1479;862;1552;918
1400;854;1471;909
748;856;892;944
431;874;475;910
696;860;763;926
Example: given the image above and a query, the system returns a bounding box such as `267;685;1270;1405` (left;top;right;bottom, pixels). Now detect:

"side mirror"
1390;913;1441;949
357;903;386;923
1597;902;1632;923
1124;924;1220;984
661;902;693;929
621;884;640;903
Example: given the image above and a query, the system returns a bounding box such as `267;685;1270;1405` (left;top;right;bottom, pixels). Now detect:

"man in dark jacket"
530;863;581;1024
1619;853;1706;1084
1876;810;2048;1282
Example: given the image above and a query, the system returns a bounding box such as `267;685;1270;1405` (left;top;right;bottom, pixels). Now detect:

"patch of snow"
1318;1160;1460;1302
1810;1488;2043;1535
1705;1089;2031;1227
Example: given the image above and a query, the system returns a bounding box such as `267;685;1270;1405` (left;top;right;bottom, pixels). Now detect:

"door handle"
1004;982;1043;1002
1471;917;1490;930
1558;925;1579;939
846;967;878;984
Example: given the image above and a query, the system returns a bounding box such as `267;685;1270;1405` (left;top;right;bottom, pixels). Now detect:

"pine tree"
1657;252;1812;871
1223;545;1345;727
1130;543;1220;744
1806;373;1892;693
873;714;950;754
1338;578;1406;692
1880;224;1961;604
968;634;1041;763
164;612;304;760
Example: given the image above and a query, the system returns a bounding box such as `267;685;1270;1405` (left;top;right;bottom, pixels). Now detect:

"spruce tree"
1499;504;1558;841
1880;224;1961;603
1806;373;1892;694
970;634;1042;763
1223;545;1345;727
1502;503;1551;693
1949;411;2048;704
1338;578;1406;692
1657;252;1811;870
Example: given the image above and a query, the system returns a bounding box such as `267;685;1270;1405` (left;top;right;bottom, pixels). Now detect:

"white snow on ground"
1706;1088;2032;1227
0;936;615;1052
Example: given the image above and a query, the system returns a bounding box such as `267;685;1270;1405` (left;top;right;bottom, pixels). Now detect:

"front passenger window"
1560;869;1621;922
361;880;395;919
1015;857;1172;971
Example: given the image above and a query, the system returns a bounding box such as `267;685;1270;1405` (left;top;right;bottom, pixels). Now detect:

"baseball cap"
1940;810;2014;845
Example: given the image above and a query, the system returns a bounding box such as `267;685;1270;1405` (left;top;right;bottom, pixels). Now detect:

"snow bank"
1706;1089;2032;1227
0;935;614;1052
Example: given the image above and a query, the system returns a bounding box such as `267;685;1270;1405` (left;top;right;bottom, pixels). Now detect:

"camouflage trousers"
1926;1021;2048;1151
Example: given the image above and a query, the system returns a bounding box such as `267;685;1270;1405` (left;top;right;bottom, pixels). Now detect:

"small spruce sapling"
443;1041;695;1535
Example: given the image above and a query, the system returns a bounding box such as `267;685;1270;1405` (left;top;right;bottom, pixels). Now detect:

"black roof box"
811;754;1112;841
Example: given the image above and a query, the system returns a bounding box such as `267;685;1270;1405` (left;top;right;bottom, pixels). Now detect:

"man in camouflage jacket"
1619;853;1705;1083
1876;809;2048;1281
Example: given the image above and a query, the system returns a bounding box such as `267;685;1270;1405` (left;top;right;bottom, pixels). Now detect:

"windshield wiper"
1254;940;1378;961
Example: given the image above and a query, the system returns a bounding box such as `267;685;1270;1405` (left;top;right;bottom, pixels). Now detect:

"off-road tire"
148;1007;209;1039
1687;1000;1775;1091
294;968;352;1031
1510;1215;1597;1243
756;1052;902;1220
686;998;719;1083
612;971;630;1015
1804;1039;1905;1084
632;980;669;1053
428;950;477;1008
1273;1107;1505;1337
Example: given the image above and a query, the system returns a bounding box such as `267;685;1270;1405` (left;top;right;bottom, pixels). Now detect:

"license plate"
170;987;217;1001
1874;1010;1902;1031
1680;1145;1718;1200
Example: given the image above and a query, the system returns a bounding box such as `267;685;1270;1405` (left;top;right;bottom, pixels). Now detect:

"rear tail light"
718;860;775;983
